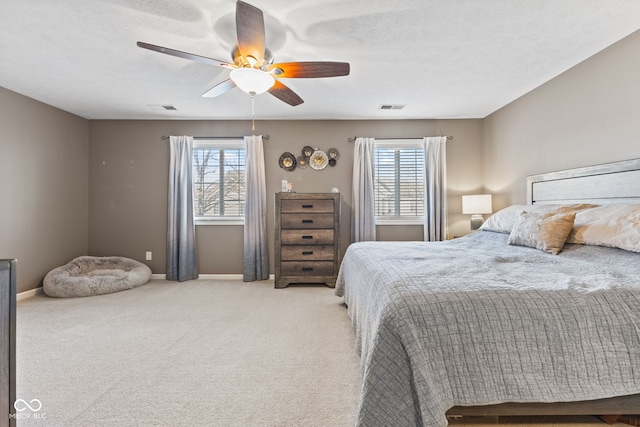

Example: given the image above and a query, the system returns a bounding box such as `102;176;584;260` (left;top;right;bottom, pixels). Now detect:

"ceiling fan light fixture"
138;1;348;107
230;68;275;95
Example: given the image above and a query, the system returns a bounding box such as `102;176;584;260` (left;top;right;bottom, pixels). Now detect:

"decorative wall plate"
297;155;309;169
327;148;340;160
279;152;297;171
309;150;329;170
302;146;314;157
328;158;337;167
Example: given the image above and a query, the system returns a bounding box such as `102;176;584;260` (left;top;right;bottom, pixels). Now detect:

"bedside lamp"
462;194;492;230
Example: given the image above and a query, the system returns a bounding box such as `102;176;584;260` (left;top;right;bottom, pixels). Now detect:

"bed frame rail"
447;393;640;416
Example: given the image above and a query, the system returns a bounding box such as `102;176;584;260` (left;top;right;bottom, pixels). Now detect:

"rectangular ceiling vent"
148;104;177;111
378;104;406;110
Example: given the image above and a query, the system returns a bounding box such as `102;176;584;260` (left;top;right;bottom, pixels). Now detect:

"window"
374;140;425;224
192;140;246;224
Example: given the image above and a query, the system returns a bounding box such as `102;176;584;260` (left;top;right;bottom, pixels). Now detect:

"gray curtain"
351;137;376;242
243;135;269;282
166;135;199;281
423;136;448;241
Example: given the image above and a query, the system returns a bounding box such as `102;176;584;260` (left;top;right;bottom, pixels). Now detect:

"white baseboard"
18;275;275;300
17;287;44;301
151;274;274;281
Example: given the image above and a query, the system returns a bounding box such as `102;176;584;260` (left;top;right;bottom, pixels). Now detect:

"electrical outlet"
145;251;152;261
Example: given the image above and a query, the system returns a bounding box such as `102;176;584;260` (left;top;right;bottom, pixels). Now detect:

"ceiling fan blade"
268;80;304;106
268;62;350;78
202;79;237;98
236;1;266;64
137;41;233;68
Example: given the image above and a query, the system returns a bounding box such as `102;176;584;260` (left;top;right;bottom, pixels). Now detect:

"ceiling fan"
137;0;350;107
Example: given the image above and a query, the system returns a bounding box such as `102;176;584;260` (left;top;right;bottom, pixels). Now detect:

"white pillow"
508;211;576;255
480;204;597;234
567;204;640;253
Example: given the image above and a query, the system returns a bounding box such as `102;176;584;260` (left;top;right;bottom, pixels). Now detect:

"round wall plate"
302;146;314;157
309;150;329;170
279;152;297;171
297;155;309;169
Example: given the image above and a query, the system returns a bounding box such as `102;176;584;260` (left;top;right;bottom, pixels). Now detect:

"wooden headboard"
527;158;640;205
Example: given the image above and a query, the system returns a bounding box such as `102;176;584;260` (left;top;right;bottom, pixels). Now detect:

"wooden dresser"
275;193;340;289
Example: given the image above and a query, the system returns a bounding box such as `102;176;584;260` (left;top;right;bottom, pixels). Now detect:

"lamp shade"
230;68;275;95
462;194;492;214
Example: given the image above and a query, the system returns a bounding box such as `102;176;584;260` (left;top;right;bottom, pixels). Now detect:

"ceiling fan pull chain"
251;92;256;131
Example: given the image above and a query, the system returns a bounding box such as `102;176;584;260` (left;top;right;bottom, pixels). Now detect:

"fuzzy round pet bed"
43;256;152;298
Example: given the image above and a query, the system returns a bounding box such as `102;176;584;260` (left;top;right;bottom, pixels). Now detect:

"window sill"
195;219;244;226
376;218;424;226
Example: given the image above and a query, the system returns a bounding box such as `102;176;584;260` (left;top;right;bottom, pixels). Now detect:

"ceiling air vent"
378;104;406;110
147;104;177;111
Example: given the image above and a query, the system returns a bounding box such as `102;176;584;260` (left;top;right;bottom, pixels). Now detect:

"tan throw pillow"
508;211;576;255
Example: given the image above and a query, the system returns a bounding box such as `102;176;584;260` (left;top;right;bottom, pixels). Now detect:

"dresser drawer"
281;213;334;229
281;245;334;261
281;261;335;276
280;229;334;245
281;199;334;213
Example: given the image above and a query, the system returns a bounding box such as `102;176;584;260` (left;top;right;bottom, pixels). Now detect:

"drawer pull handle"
301;235;313;240
302;219;314;223
302;251;313;255
302;267;314;272
302;204;314;208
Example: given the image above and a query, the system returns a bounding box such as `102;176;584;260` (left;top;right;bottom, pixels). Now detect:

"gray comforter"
335;231;640;427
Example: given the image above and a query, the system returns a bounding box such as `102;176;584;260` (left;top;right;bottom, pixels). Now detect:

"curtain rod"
161;135;269;141
347;136;452;142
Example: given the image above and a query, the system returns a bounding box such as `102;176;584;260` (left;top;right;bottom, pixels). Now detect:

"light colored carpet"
17;279;361;426
16;279;619;427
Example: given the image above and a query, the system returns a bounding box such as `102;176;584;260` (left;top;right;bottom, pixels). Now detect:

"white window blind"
192;140;246;223
374;140;425;221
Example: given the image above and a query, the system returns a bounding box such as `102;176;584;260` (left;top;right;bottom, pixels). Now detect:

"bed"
336;158;640;427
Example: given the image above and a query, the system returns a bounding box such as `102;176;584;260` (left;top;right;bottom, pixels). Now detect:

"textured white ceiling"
1;0;640;120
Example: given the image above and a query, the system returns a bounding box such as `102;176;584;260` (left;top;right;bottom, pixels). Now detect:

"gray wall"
0;87;89;293
483;29;640;210
8;28;640;288
88;119;483;274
